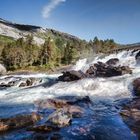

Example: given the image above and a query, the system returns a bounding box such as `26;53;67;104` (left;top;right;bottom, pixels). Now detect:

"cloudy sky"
0;0;140;44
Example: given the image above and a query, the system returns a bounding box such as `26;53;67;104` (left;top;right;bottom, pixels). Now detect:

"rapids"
0;50;140;139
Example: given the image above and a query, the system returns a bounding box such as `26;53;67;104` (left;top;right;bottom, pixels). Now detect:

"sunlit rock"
0;113;41;132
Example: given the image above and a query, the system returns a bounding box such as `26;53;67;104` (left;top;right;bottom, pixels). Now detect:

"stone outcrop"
120;98;140;135
0;113;41;132
86;62;132;77
58;59;132;82
58;70;86;82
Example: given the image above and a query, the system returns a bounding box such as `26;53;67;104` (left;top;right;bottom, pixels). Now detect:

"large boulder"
133;78;140;96
86;62;132;77
0;64;6;75
35;97;84;117
35;96;91;111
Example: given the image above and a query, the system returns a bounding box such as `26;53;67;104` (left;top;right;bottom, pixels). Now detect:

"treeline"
88;37;118;53
0;35;118;71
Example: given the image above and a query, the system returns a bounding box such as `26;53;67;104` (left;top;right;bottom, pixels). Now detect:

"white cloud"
42;0;66;19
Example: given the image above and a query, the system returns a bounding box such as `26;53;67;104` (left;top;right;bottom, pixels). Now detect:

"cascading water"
0;50;140;140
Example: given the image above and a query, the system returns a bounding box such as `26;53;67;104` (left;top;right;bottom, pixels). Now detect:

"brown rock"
106;58;119;66
0;112;41;132
120;98;140;134
58;70;86;82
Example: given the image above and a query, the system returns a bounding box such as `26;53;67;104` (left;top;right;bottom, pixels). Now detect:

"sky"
0;0;140;44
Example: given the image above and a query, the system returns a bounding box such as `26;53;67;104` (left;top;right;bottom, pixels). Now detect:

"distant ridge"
0;18;82;45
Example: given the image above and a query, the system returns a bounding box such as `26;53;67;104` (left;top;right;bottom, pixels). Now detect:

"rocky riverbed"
0;50;140;140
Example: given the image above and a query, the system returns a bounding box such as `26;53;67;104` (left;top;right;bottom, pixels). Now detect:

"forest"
0;34;118;71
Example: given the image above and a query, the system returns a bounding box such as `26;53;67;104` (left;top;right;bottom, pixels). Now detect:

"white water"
0;50;140;117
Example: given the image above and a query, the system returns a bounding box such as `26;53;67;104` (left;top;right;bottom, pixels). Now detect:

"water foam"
0;50;140;117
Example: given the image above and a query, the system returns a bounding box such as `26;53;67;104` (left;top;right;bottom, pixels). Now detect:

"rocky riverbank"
120;77;140;138
0;50;140;139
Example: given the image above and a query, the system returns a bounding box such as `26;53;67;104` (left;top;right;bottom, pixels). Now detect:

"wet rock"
19;78;34;87
66;96;92;105
86;62;132;77
48;109;72;127
85;65;96;77
35;98;83;118
19;82;27;87
135;51;140;64
0;76;43;88
58;70;86;82
0;83;11;88
106;58;119;66
0;113;41;132
133;78;140;96
50;133;63;140
18;78;42;87
35;98;68;110
27;124;60;133
35;96;91;109
58;61;132;82
120;98;140;135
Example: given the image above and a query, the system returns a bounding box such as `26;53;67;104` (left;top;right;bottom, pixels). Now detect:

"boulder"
106;58;119;66
35;98;68;110
58;70;86;82
86;62;132;77
35;96;91;112
133;78;140;96
47;109;72;127
35;98;84;117
120;98;140;135
19;78;42;87
0;113;41;132
58;61;132;82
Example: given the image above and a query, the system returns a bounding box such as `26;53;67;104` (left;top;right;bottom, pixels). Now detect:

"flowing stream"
0;50;140;140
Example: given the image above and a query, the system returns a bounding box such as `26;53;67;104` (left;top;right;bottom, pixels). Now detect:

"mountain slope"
0;18;82;45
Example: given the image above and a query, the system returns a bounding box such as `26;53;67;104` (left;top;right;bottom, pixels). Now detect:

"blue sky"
0;0;140;44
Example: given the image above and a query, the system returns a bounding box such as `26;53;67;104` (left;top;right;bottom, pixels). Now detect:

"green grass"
0;35;14;44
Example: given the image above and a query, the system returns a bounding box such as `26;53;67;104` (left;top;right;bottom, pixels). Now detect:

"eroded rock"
0;113;41;132
58;59;132;82
120;98;140;135
47;109;72;127
58;70;86;82
106;58;119;66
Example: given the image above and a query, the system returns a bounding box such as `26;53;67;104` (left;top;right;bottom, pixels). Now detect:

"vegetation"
0;34;119;71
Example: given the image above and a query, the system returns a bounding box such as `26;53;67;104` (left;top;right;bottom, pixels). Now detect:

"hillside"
0;18;82;45
0;18;119;72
